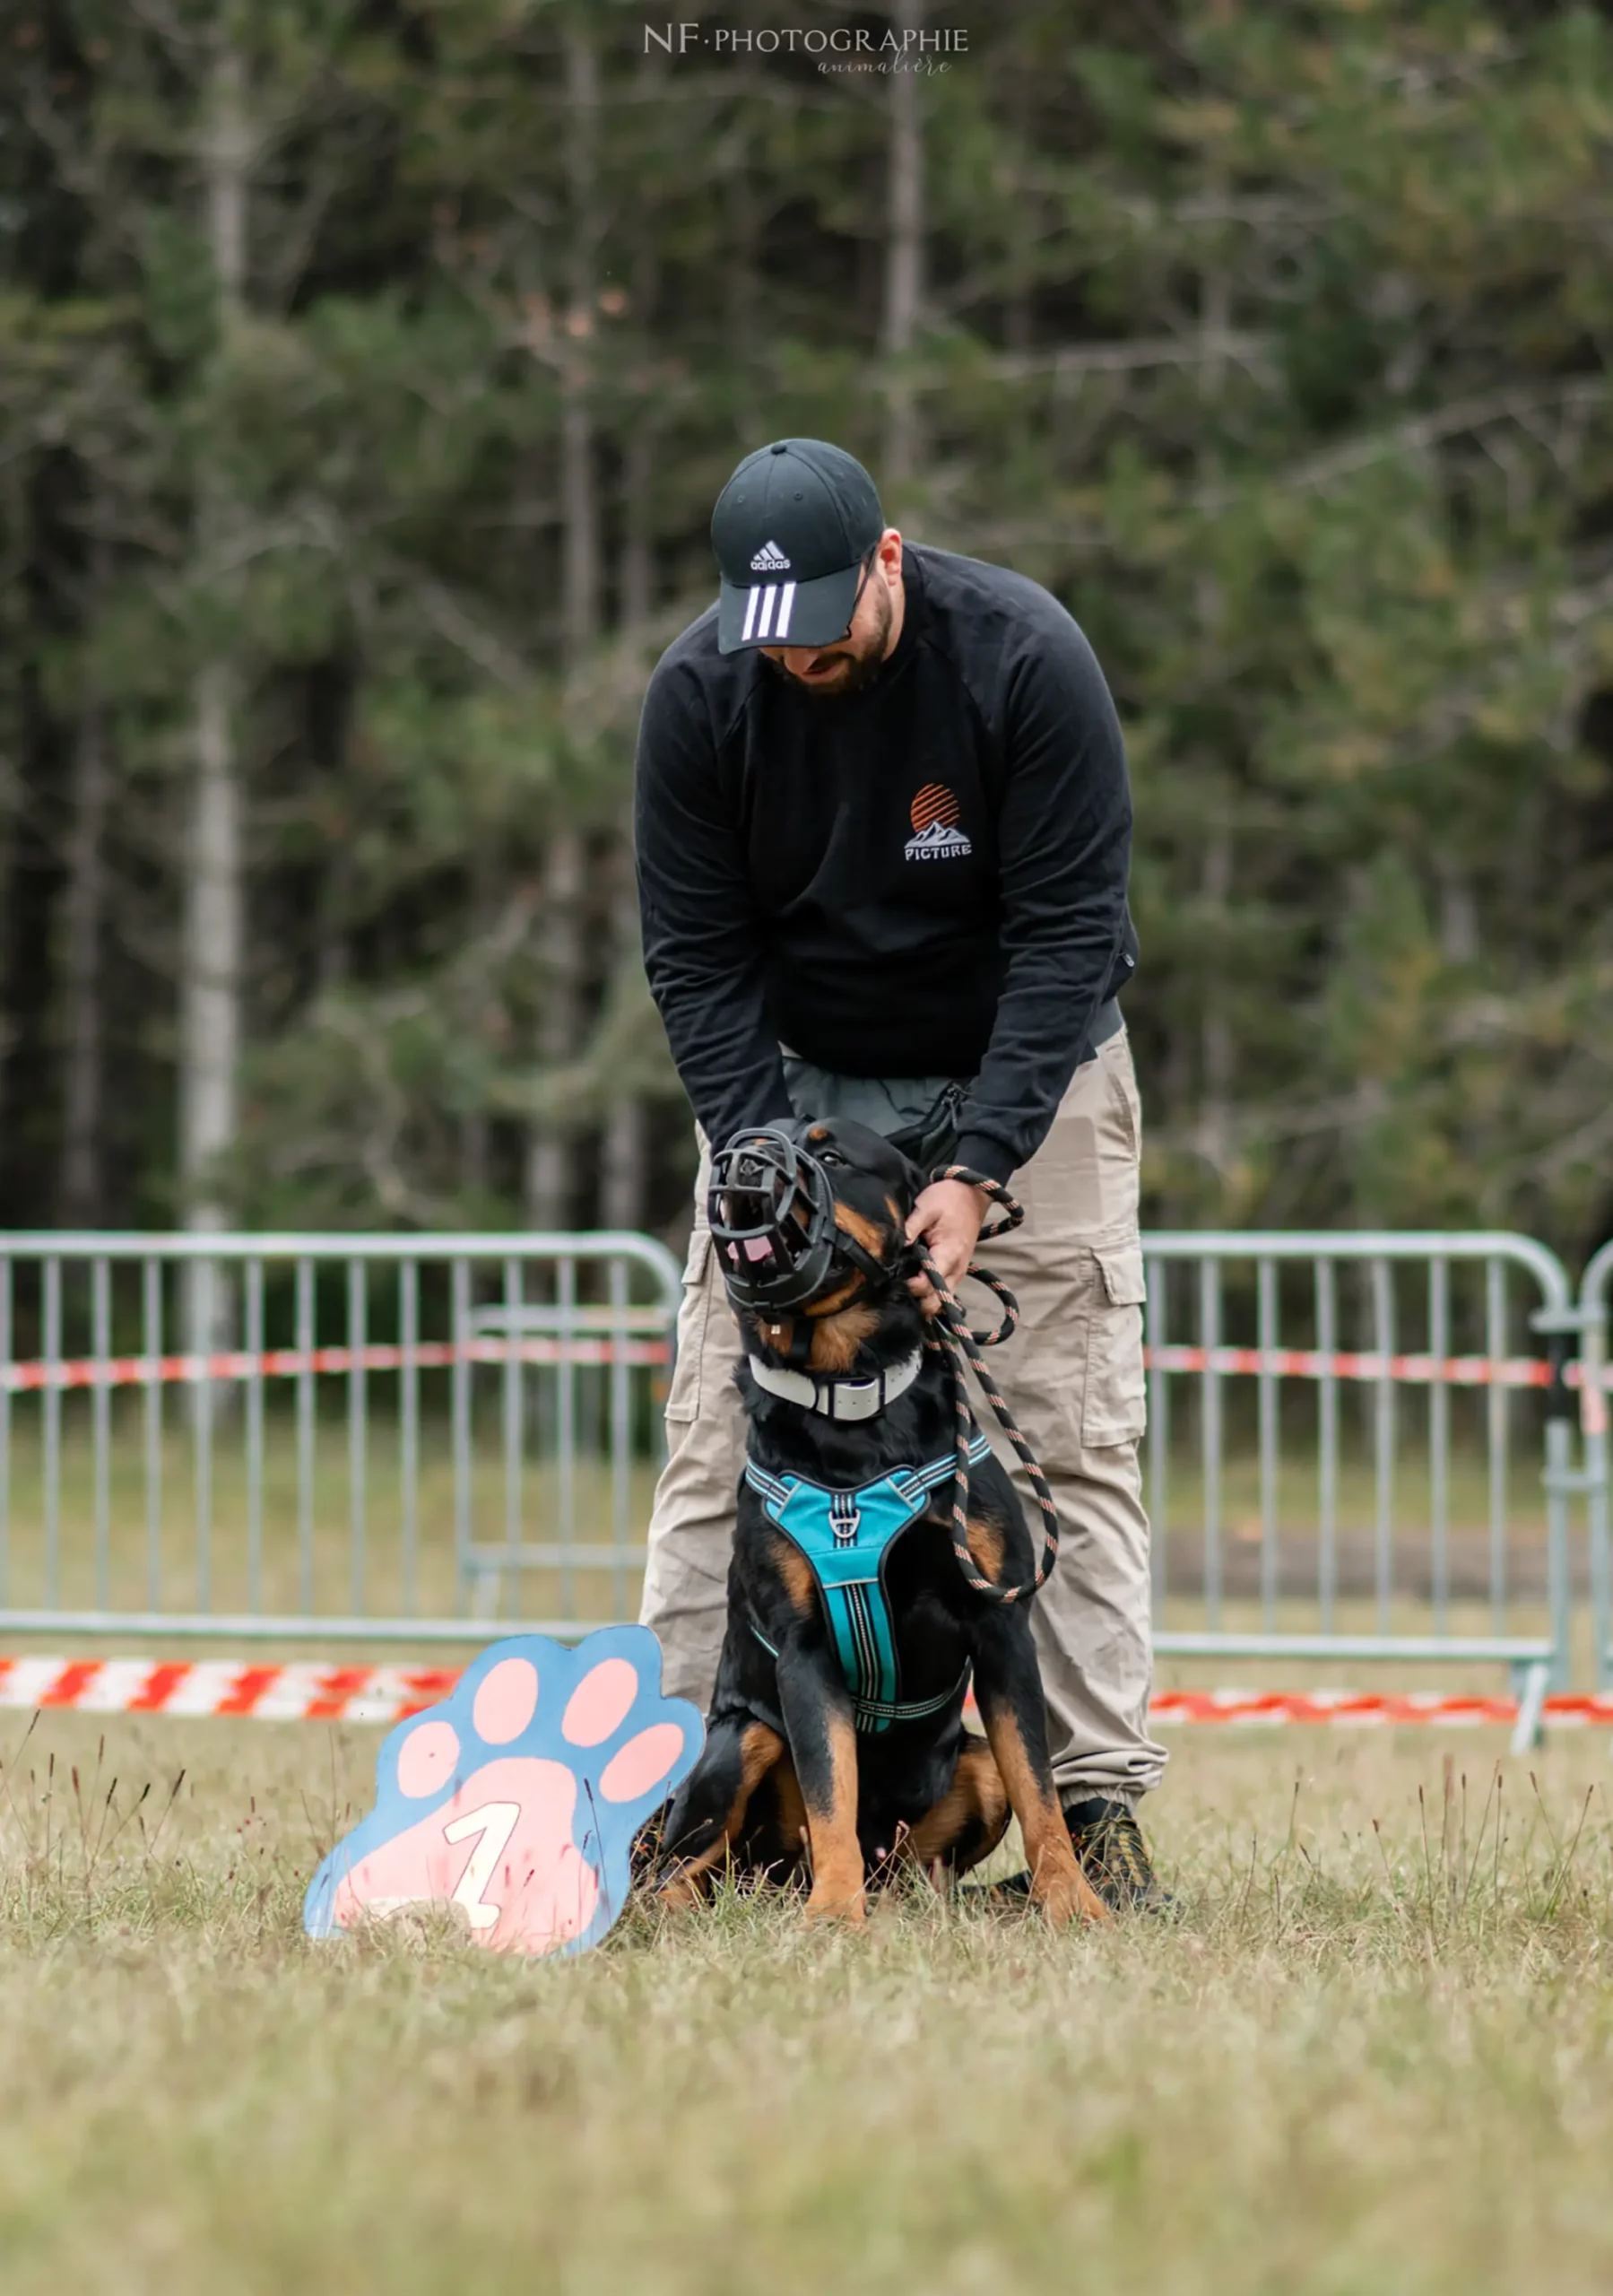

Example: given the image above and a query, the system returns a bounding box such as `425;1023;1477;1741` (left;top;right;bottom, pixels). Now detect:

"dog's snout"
719;1184;772;1232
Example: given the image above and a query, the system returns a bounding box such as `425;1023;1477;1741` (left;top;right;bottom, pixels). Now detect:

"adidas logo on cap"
750;539;792;571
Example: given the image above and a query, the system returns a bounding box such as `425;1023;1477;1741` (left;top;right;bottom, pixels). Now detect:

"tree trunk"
601;1096;646;1231
1003;71;1034;357
601;1091;647;1232
457;845;494;1205
0;457;21;1192
1197;823;1234;1179
724;160;761;444
559;25;601;668
60;692;109;1225
559;387;598;665
881;0;925;495
1194;223;1233;1191
606;454;652;1225
182;36;252;1377
1436;857;1479;963
182;36;249;1244
620;430;654;633
604;500;650;1228
181;658;243;1232
524;827;586;1230
602;182;661;1233
525;24;602;1231
0;798;13;1201
459;1101;489;1205
600;872;647;1232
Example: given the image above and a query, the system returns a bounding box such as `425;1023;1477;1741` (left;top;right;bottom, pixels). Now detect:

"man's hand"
906;1178;990;1318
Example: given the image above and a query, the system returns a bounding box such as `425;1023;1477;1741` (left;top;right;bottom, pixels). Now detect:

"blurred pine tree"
0;0;1608;1254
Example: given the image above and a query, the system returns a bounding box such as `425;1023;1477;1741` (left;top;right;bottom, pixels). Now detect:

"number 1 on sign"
443;1801;520;1930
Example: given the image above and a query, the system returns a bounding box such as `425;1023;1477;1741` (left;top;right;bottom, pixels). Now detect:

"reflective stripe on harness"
744;1431;993;1735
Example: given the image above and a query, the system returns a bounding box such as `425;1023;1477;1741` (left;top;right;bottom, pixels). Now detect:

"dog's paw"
304;1627;703;1958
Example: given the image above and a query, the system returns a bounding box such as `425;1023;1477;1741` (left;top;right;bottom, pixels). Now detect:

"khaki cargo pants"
638;1026;1167;1806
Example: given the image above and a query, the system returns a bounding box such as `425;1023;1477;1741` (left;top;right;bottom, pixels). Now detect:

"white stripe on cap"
756;584;778;640
775;581;796;637
741;586;762;643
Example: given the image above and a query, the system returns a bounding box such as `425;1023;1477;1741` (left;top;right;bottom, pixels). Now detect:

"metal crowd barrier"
0;1232;681;1643
1575;1239;1613;1690
1141;1233;1581;1753
0;1227;1601;1756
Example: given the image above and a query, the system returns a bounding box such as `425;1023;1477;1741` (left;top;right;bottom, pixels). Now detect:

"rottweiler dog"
655;1116;1106;1927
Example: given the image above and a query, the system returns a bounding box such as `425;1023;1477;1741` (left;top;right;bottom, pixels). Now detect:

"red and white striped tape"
1147;1688;1613;1727
0;1336;669;1395
6;1335;1602;1399
1143;1343;1564;1389
4;1656;1613;1729
0;1655;459;1724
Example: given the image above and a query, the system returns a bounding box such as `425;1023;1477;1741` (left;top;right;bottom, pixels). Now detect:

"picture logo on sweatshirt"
904;783;972;861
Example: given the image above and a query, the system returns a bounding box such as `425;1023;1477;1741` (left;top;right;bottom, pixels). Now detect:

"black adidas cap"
711;439;885;655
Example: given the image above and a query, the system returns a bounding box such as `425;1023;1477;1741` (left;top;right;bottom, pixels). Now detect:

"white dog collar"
746;1345;924;1422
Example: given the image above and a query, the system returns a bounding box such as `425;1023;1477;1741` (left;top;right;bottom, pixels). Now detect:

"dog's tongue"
724;1239;776;1265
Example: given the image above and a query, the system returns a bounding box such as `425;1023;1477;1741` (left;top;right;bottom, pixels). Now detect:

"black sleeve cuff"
951;1131;1017;1187
701;1082;797;1154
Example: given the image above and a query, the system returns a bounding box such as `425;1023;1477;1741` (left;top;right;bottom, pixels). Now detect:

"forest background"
2;0;1611;1260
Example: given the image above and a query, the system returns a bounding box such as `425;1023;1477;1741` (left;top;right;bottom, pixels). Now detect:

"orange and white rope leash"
916;1167;1061;1605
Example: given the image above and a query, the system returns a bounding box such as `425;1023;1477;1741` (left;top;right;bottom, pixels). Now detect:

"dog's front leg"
971;1607;1107;1926
775;1639;865;1925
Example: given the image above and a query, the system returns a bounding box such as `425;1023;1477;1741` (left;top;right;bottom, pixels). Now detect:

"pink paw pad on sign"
304;1627;702;1959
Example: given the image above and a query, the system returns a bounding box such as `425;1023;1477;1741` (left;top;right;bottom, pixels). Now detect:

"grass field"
3;1715;1613;2292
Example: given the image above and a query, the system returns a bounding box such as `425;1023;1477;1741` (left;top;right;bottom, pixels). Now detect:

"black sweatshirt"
633;542;1138;1184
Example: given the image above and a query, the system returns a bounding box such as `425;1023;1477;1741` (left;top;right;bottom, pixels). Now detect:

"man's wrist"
920;1176;987;1231
952;1130;1015;1187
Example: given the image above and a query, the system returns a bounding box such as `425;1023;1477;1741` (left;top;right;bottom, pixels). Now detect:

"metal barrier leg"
1583;1319;1610;1691
1510;1658;1549;1756
1542;1415;1574;1691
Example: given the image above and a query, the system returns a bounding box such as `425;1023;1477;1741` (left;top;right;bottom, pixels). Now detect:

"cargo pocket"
1081;1239;1148;1447
663;1229;718;1424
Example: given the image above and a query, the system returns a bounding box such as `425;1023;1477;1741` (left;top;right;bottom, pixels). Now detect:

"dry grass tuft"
1;1715;1611;2292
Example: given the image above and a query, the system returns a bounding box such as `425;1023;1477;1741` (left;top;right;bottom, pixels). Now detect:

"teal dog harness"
745;1431;993;1734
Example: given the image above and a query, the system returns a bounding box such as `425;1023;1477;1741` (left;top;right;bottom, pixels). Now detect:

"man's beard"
760;582;894;700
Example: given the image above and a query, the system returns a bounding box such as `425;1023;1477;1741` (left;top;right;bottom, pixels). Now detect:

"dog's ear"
881;1135;929;1214
886;1140;926;1211
808;1118;924;1210
865;1125;927;1210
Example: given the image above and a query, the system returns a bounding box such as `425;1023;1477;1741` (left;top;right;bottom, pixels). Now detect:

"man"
632;437;1166;1908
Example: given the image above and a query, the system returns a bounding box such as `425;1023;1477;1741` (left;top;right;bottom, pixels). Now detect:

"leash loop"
917;1165;1061;1605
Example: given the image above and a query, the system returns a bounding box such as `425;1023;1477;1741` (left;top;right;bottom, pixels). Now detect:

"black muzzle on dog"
707;1125;890;1315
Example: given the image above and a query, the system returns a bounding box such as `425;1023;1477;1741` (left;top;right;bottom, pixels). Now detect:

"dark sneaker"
1062;1795;1166;1913
967;1796;1167;1915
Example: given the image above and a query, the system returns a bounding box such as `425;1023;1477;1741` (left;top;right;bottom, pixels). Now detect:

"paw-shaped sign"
304;1626;702;1958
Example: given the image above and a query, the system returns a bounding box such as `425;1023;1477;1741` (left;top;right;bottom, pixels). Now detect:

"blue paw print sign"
304;1626;702;1958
